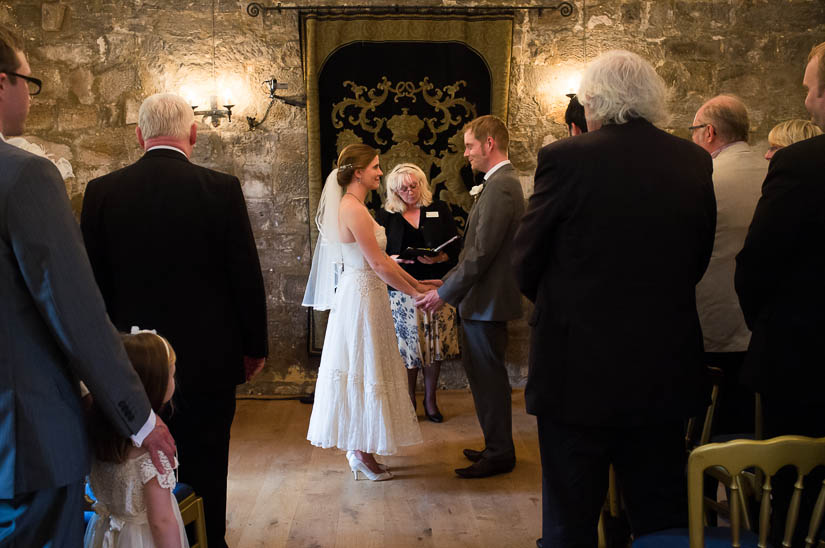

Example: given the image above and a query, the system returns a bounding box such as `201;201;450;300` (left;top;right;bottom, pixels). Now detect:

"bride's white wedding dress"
307;223;422;455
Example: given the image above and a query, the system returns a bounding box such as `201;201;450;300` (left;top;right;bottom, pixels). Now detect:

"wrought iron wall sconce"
192;96;234;127
247;78;306;131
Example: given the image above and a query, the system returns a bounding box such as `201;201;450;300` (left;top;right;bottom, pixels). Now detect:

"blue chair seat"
633;527;764;548
173;482;194;503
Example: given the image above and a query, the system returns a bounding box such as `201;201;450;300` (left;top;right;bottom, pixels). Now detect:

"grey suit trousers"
461;319;515;462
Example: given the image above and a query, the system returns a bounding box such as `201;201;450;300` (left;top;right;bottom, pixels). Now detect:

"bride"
304;144;435;480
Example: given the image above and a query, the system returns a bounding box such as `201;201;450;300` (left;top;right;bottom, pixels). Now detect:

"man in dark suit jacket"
81;93;268;548
513;50;716;547
417;115;525;478
0;27;174;547
735;41;825;546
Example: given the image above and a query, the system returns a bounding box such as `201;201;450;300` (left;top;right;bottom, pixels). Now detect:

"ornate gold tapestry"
301;12;513;353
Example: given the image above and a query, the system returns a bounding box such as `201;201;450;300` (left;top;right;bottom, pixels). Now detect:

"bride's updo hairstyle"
336;144;378;187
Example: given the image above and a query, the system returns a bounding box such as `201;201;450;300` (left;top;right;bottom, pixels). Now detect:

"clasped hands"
416;279;445;313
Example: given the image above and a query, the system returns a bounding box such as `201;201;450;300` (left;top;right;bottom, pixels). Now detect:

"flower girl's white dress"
307;224;422;455
84;452;189;548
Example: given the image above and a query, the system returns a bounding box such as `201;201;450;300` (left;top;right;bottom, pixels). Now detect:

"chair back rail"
688;436;825;548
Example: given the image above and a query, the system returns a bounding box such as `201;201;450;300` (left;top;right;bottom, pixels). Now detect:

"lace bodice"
88;452;178;520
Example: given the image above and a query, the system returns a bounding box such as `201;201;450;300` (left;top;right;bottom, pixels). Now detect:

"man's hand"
415;288;445;313
244;356;266;381
143;416;176;473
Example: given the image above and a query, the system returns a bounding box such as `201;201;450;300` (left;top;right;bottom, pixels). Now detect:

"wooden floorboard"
226;389;541;547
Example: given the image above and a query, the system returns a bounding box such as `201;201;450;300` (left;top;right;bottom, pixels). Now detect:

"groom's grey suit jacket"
438;163;525;321
0;140;150;498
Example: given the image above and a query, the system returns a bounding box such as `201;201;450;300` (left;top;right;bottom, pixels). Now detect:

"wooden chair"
175;483;208;548
597;464;624;548
633;435;825;548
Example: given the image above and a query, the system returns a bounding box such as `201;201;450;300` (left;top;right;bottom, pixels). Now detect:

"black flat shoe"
424;408;443;423
455;457;515;479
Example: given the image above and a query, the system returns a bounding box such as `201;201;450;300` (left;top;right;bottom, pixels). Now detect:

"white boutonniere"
469;183;484;197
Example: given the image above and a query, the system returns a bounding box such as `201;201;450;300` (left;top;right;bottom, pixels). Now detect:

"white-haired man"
690;95;766;436
735;41;825;546
81;93;268;548
513;50;716;547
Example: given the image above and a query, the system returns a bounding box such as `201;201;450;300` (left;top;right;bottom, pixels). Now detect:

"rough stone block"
41;3;66;32
69;68;94;105
124;97;140;125
97;67;137;103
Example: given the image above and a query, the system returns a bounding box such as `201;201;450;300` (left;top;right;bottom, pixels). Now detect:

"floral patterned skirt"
388;289;460;369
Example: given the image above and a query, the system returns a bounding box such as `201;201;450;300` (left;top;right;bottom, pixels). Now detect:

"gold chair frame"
687;435;825;548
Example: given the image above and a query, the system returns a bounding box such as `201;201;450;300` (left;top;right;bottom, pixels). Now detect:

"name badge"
426;211;439;218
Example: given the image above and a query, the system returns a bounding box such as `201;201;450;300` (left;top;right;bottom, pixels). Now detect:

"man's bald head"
691;94;750;154
698;95;750;143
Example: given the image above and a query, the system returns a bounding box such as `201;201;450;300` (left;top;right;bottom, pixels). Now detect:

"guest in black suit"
735;41;825;547
513;50;716;547
376;163;461;422
81;93;268;548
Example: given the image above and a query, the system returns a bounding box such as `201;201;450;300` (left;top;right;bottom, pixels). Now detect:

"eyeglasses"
688;123;709;132
4;71;42;96
398;182;419;193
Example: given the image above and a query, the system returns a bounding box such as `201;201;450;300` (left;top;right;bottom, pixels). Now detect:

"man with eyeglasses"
689;94;766;438
735;41;825;547
0;25;175;546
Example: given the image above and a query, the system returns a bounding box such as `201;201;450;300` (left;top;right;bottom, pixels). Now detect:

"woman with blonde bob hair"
377;163;461;422
765;119;823;160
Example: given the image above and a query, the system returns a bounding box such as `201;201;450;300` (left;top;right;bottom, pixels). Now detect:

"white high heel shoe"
346;451;392;481
346;451;389;471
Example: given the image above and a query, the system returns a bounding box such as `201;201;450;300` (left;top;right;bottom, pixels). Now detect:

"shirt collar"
710;141;742;159
147;145;188;158
483;159;511;181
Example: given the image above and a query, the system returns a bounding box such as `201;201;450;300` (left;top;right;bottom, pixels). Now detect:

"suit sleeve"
512;146;569;302
735;156;799;329
8;157;151;437
80;177;113;306
224;177;268;358
437;178;516;306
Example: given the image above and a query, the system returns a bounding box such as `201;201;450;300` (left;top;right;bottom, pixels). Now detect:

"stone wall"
3;0;822;396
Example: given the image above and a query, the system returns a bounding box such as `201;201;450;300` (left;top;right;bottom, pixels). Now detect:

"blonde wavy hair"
767;119;823;148
384;163;433;213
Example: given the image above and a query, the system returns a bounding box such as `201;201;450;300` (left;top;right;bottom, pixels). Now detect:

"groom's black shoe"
455;457;515;478
536;539;543;548
462;448;485;462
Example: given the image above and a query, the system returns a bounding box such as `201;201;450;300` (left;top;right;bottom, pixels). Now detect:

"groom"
417;115;524;478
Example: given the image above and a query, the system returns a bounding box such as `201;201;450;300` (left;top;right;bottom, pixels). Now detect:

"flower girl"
84;329;188;548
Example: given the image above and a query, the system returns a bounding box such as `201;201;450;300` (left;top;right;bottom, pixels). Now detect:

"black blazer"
735;134;825;404
81;149;268;393
376;200;460;280
513;119;717;426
